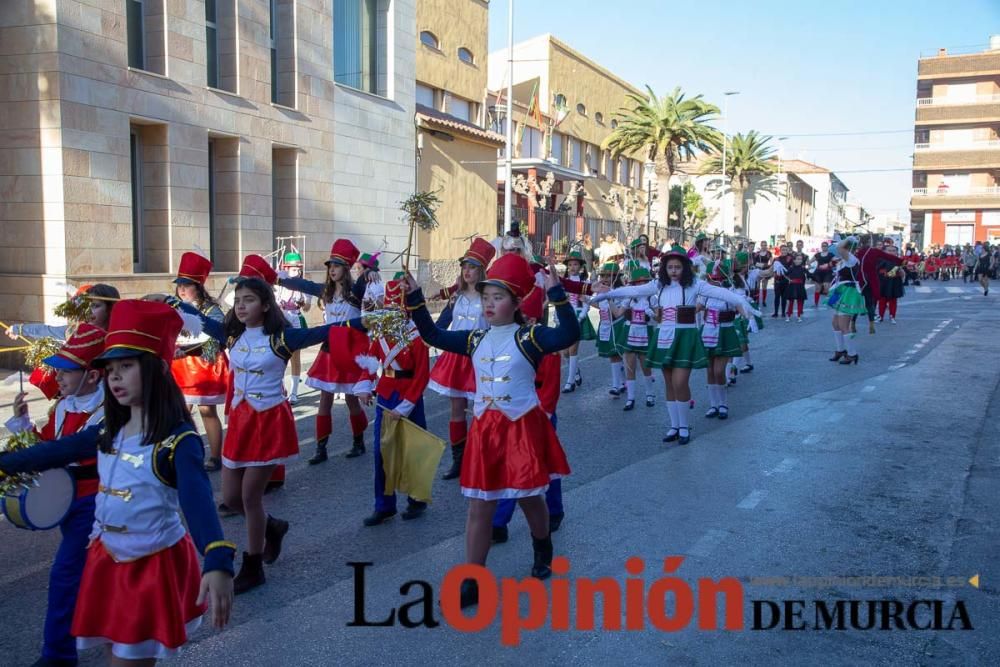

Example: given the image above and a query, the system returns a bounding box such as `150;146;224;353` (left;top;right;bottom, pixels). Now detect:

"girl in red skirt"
0;300;235;664
428;238;495;480
179;255;356;594
171;251;229;472
405;253;580;608
278;240;371;463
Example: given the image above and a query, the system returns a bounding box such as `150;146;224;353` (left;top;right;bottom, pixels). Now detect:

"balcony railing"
912;186;1000;197
914;140;1000;151
917;94;1000;107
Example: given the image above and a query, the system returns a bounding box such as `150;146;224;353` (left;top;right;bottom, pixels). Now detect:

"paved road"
1;288;998;665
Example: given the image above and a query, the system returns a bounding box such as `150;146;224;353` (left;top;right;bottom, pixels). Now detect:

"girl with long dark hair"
559;250;596;393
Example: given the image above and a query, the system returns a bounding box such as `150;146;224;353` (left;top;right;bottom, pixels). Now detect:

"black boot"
362;509;397;526
262;515;289;564
401;499;427;521
234;552;265;595
346;433;365;458
492;525;509;544
442;441;465;480
531;534;554;579
549;513;564;533
308;437;328;465
459;578;479;608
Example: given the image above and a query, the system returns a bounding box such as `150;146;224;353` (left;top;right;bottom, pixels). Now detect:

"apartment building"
413;0;502;279
910;36;1000;248
0;0;416;324
487;34;650;250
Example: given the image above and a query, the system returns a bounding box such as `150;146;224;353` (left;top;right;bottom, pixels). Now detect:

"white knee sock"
676;401;690;429
625;379;636;400
743;350;753;364
708;384;720;408
290;376;300;396
567;356;578;384
846;334;858;356
834;331;846;351
643;372;655;397
616;362;625;386
610;362;621;389
666;400;679;429
718;384;728;408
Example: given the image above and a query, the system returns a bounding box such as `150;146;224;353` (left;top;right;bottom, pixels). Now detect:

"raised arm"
12;323;70;341
0;424;100;474
695;282;759;316
277;276;325;298
436;300;455;328
406;289;476;356
170;298;226;345
589;280;660;304
282;318;367;353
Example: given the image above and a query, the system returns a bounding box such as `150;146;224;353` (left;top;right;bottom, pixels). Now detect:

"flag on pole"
380;416;447;503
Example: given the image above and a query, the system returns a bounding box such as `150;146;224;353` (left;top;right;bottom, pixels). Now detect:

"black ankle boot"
362;509;397;526
234;552;265;595
531;534;554;579
442;441;465;480
401;499;427;521
262;515;289;564
308;437;328;465
459;578;479;608
492;525;509;543
346;434;365;458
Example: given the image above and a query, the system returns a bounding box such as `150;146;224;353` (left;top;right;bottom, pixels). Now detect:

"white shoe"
797;317;803;323
890;318;897;325
785;317;790;322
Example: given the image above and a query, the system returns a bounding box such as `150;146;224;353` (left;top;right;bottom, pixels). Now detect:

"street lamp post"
721;91;739;237
644;159;656;241
503;0;514;233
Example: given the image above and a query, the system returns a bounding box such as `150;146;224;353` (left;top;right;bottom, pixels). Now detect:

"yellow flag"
380;416;447;503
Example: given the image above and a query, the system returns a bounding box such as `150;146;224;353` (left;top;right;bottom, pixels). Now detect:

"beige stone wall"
0;0;415;325
415;131;497;274
416;0;487;106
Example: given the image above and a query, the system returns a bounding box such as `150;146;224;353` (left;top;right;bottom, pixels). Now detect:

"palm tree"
700;130;777;236
603;86;722;229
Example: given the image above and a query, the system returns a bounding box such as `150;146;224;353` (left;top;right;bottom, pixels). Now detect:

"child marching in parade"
593;261;628;397
877;243;905;324
277;240;371;463
185;255;355;593
0;301;234;663
828;237;868;364
171;252;229;472
5;325;107;666
559;250;596;393
491;285;565;543
701;251;744;419
784;251;809;322
812;241;835;308
591;247;756;444
428;238;495;480
275;251;312;403
621;261;658;411
404;253;579;608
354;276;433;527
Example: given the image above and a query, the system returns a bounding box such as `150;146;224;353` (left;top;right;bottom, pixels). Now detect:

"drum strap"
150;430;200;487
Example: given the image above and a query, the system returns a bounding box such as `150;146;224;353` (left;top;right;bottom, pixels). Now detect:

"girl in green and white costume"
699;247;745;420
559;251;597;393
591;247;757;445
827;237;868;365
592;262;628;397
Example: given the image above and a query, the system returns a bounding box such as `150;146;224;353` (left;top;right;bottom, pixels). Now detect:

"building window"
519;125;543;159
550;132;564;165
576;103;586;116
269;0;278;102
208;139;218;265
334;0;389;96
208;137;241;271
129;123;169;273
554;93;567;108
568;138;582;171
129;130;143;272
458;47;474;64
595;112;604;124
420;31;439;49
604;151;614;181
586;144;599;175
415;83;435;109
206;0;218;87
272;147;298;242
450;96;471;122
205;1;237;92
619;158;630;187
271;0;296;106
127;0;165;74
610;119;618;129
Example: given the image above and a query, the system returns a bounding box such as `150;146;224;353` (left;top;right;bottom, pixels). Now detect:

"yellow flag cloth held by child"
380;417;446;503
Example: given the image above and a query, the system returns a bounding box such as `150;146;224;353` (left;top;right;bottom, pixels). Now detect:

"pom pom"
53;295;92;323
24;337;61;370
354;354;380;374
177;311;203;338
362;309;410;343
0;430;41;497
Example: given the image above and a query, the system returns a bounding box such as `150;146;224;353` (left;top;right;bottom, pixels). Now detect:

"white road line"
687;529;728;557
913;343;924;349
862;385;876;393
914;286;931;294
945;287;964;294
764;458;798;476
888;363;907;371
873;374;888;382
802;433;820;445
737;490;768;510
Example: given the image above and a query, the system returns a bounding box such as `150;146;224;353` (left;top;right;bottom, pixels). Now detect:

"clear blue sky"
488;0;1000;219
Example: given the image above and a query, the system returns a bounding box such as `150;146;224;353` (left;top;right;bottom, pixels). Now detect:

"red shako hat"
477;253;535;299
325;239;361;267
43;323;107;370
93;300;184;365
462;238;496;268
238;254;278;285
174;252;212;285
520;285;544;321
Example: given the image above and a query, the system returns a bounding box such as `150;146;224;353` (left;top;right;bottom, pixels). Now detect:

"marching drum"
2;468;75;530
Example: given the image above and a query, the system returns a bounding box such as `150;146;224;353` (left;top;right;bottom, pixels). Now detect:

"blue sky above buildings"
488;0;1000;218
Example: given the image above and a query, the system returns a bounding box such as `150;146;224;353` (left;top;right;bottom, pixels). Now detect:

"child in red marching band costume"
181;255;352;594
428;238;495;481
5;324;107;666
352;275;432;527
0;301;235;664
277;240;372;463
404;253;580;608
171;252;230;472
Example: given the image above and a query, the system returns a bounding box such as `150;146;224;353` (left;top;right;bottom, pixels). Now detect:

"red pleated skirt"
72;536;205;658
171;353;229;405
428;351;476;398
461;407;570;500
305;348;365;393
223;400;298;467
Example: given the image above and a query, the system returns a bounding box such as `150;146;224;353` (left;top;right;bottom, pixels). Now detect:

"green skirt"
597;319;627;358
579;314;598;341
826;283;866;315
705;324;743;359
625;324;655;354
735;317;750;348
646;327;708;370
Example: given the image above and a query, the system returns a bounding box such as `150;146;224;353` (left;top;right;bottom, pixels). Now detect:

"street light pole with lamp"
644;159;656;241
